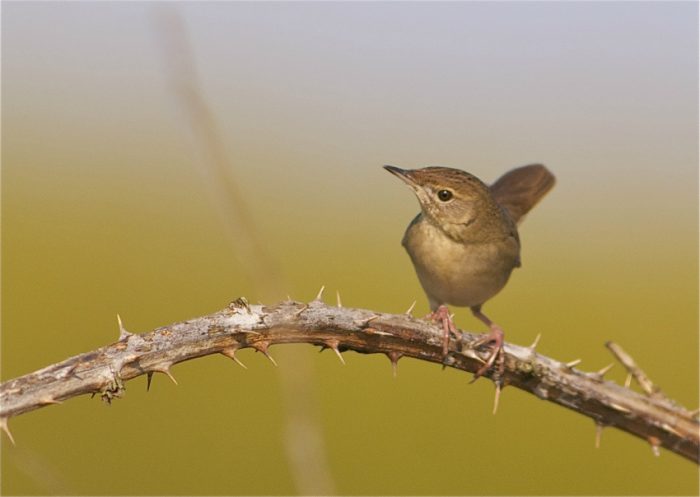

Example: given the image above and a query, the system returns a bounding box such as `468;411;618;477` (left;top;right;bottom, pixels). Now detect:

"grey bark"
1;298;698;463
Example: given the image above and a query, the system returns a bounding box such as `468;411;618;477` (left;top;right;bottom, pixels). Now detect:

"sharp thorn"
293;303;309;317
324;339;345;365
40;397;62;406
146;372;154;391
609;402;631;414
314;285;325;302
264;351;278;367
0;417;16;446
365;327;392;336
153;367;178;385
233;355;248;369
386;351;402;378
595;363;615;378
529;333;542;350
332;346;345;365
356;315;380;327
689;407;699;419
117;313;132;340
164;368;178;385
492;382;502;415
221;348;248;369
336;290;342;308
405;300;416;316
333;348;345;365
365;315;380;325
661;422;683;437
648;436;661;457
595;422;604;449
565;359;582;369
624;373;632;388
253;341;278;367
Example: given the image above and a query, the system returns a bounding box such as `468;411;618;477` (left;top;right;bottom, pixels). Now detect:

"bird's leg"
470;306;505;380
427;305;458;356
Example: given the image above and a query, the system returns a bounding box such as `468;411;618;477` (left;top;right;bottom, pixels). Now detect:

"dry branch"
1;298;698;463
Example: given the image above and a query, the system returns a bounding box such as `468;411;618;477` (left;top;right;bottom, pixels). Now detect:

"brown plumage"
384;163;555;379
489;164;556;224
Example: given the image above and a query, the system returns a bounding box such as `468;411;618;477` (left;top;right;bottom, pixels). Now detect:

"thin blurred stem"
153;7;335;494
153;5;280;297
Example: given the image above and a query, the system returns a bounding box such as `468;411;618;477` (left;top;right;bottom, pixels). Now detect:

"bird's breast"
402;216;520;309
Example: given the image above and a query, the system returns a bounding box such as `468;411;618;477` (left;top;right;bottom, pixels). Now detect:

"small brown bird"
384;164;555;378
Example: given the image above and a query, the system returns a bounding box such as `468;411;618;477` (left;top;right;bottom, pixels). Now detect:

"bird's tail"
489;164;556;224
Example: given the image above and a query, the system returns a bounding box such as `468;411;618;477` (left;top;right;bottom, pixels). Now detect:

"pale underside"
402;213;520;311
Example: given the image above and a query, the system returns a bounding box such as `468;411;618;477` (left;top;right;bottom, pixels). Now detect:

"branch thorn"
324;339;346;365
253;341;278;367
365;327;393;336
386;351;402;378
0;417;16;446
153;366;178;385
117;313;133;341
314;285;325;302
565;359;582;369
648;436;661;457
293;303;309;317
609;402;631;414
592;363;614;381
146;372;154;391
221;347;248;369
336;290;342;308
594;422;604;449
355;314;379;328
492;382;502;415
661;422;683;438
528;333;542;351
405;300;416;316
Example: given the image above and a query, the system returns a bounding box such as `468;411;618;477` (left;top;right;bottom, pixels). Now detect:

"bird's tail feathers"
490;164;555;224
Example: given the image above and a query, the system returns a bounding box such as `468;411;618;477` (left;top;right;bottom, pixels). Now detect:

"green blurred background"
2;2;698;495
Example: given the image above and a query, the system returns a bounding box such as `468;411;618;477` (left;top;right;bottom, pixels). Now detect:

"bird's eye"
437;190;453;201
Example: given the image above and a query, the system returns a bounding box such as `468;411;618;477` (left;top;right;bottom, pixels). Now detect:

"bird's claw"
428;305;458;356
471;325;505;381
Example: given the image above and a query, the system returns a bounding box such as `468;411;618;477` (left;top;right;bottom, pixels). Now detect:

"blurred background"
2;2;698;495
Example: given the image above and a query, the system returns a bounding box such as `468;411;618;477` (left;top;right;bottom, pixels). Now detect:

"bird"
384;163;555;379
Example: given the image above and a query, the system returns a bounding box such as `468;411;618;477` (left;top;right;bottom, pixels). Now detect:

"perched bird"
384;164;555;378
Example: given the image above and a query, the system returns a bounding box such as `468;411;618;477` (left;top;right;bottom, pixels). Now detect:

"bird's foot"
427;305;458;356
470;325;505;381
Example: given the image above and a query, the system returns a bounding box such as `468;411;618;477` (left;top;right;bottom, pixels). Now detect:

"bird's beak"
383;165;417;187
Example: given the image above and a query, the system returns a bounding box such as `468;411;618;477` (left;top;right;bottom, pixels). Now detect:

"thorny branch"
1;297;698;463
